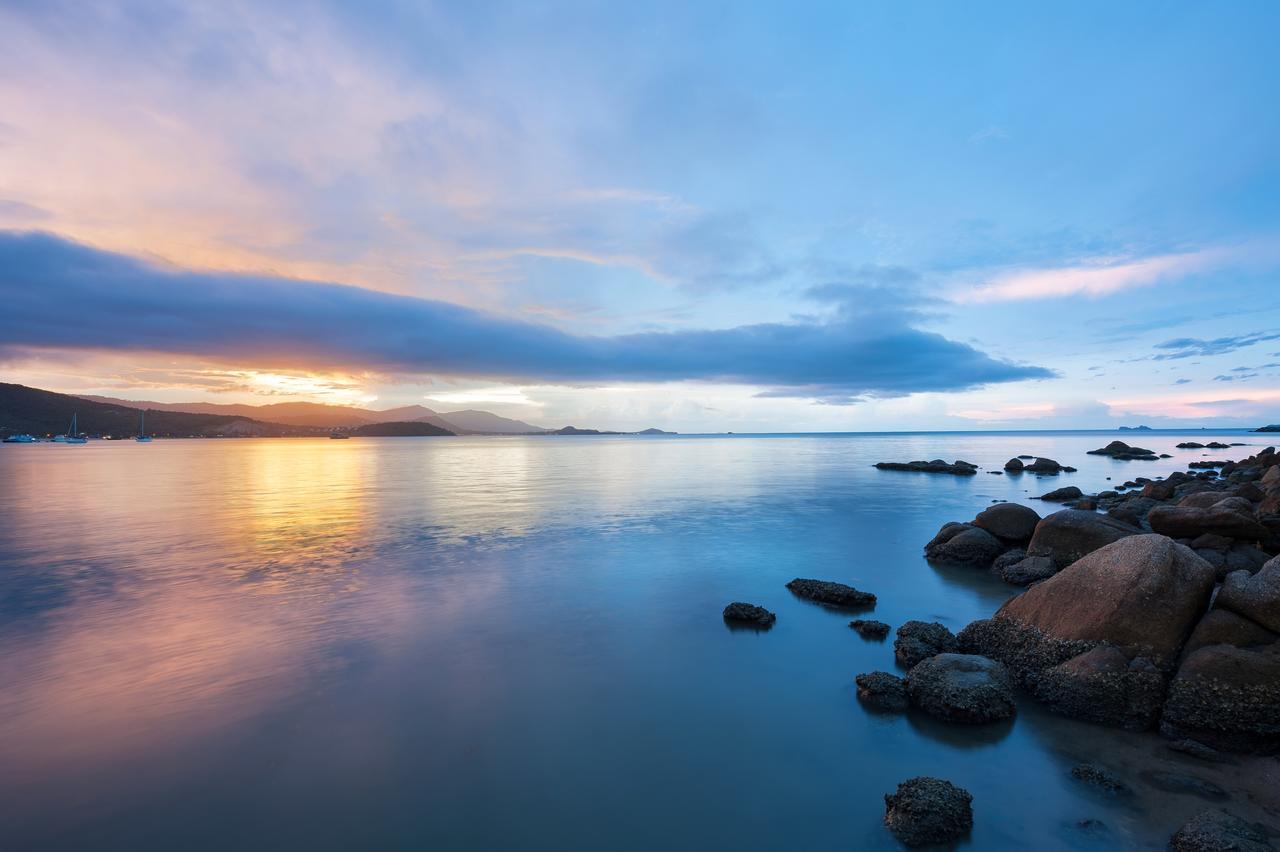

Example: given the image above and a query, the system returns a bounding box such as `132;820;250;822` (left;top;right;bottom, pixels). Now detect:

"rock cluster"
855;671;908;712
874;459;978;476
1087;440;1159;461
905;653;1016;723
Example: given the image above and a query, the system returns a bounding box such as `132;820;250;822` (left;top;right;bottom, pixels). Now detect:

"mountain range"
80;395;548;434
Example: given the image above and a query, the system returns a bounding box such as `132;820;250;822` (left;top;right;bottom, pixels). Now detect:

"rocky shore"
733;439;1280;846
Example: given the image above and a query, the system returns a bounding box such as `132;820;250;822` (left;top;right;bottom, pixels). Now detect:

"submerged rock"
1025;457;1064;474
905;653;1016;723
850;619;891;639
1160;640;1280;753
1031;643;1167;730
1140;770;1228;801
722;602;776;628
883;777;973;847
1169;810;1275;852
785;578;876;608
855;671;908;712
895;620;959;667
1070;764;1130;795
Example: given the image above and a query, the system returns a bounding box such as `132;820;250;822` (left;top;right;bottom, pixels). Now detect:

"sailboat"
64;413;88;444
135;410;152;442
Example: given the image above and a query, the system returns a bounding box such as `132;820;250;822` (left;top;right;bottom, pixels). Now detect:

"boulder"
1160;641;1280;753
924;524;1005;568
883;777;973;847
1030;644;1167;730
1180;492;1234;509
1026;509;1139;569
1169;810;1275;852
722;602;776;627
1148;505;1268;541
998;554;1057;585
786;578;876;608
960;535;1216;677
972;503;1040;543
991;548;1027;574
905;653;1017;723
1216;557;1280;633
850;619;891;639
1025;457;1063;474
855;671;908;712
1183;608;1278;656
895;620;959;667
1004;457;1024;472
1036;485;1083;502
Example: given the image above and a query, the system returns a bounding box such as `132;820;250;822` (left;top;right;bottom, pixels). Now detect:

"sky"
1;0;1278;431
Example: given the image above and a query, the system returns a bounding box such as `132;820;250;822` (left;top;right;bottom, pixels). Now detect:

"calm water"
1;431;1274;850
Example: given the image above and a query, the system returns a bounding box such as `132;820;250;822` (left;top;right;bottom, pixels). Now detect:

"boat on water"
135;410;152;442
329;432;350;439
64;414;88;444
2;433;37;443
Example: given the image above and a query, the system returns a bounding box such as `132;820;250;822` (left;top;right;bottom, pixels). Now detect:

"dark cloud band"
0;231;1052;401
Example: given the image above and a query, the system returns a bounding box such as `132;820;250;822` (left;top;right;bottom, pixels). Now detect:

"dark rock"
895;620;959;667
1031;644;1167;730
1070;497;1098;511
1141;770;1228;801
1170;809;1274;852
1070;763;1130;794
1025;509;1140;569
992;548;1027;574
1161;641;1280;753
1167;738;1234;763
972;503;1041;543
1107;495;1159;527
1004;457;1024;472
1183;608;1278;656
883;777;973;847
1237;483;1266;503
1206;441;1232;450
925;524;1006;568
999;554;1057;585
856;671;908;712
1037;485;1084;502
874;460;978;476
1149;505;1268;541
850;619;891;639
786;577;876;608
1217;557;1280;632
906;653;1017;723
1025;457;1064;474
1088;440;1158;460
722;602;776;627
1178;442;1207;449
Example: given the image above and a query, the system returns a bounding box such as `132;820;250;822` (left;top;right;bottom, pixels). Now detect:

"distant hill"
429;409;547;434
1255;424;1280;433
2;383;312;437
637;427;676;435
351;421;454;437
80;394;547;434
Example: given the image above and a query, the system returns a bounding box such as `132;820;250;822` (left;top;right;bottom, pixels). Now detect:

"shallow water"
1;430;1275;850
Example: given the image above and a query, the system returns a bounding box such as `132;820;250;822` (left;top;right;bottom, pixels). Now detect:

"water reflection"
0;431;1274;850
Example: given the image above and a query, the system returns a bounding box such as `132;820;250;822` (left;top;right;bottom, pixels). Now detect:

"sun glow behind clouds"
237;371;378;405
426;387;540;407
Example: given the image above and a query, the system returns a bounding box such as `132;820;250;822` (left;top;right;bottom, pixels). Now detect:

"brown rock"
972;503;1041;543
1148;506;1268;541
1216;556;1280;633
1026;509;1139;569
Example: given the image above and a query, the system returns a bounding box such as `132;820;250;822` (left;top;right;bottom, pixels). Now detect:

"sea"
1;430;1274;850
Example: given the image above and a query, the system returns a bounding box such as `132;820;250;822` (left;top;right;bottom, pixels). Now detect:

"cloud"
1152;331;1280;360
1174;378;1191;385
957;250;1222;303
0;231;1052;404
